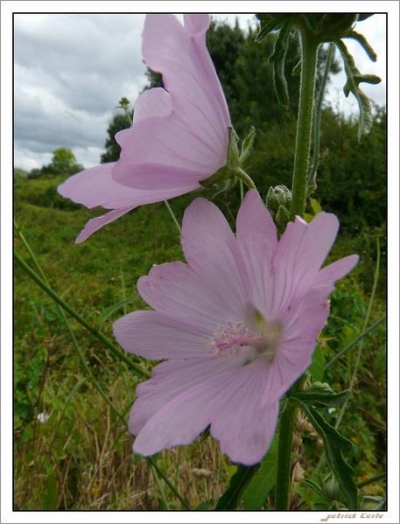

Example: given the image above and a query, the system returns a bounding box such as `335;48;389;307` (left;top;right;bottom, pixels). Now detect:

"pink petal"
183;14;210;35
75;206;138;244
58;161;200;210
113;310;210;360
58;162;201;242
271;288;332;395
130;356;230;435
142;14;230;147
315;254;359;289
113;109;224;189
236;190;278;313
132;358;277;465
210;361;279;465
133;87;172;123
137;261;244;329
181;198;248;319
271;213;340;316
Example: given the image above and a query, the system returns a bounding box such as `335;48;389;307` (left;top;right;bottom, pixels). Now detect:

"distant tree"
100;112;132;163
28;147;83;179
48;147;83;175
13;168;28;182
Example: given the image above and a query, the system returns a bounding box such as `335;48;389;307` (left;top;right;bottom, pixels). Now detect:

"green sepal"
200;128;239;188
275;205;292;233
214;463;260;510
291;398;358;509
242;435;278;509
200;164;231;189
239;126;256;165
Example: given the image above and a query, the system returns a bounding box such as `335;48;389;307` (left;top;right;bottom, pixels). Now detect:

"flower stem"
163;200;181;235
275;399;296;510
235;167;257;190
290;26;319;218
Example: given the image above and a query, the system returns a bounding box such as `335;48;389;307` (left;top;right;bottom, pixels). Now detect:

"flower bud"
266;185;292;213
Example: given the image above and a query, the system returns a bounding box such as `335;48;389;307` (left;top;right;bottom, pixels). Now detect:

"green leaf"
214;463;260;510
344;30;377;62
269;16;295;107
291;388;350;408
335;40;381;140
292;400;357;508
242;436;278;509
308;345;325;381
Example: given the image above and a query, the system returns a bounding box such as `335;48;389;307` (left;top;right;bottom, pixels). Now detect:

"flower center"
209;316;282;365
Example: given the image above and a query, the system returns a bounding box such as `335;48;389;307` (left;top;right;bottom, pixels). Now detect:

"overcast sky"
13;13;386;172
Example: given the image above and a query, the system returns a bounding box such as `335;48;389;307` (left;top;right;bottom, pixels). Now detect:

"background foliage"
14;18;386;510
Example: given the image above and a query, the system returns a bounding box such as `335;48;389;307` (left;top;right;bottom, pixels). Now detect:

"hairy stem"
290;26;319;218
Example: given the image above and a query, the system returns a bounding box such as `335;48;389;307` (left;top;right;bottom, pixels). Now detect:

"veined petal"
210;361;279;465
58;14;231;241
271;213;339;316
133;87;172;123
315;254;359;289
58;162;199;210
113;310;210;360
236;190;278;313
132;357;276;465
113;108;225;189
142;15;230;143
271;288;331;394
181;198;248;319
58;162;200;242
130;356;231;435
138;261;245;329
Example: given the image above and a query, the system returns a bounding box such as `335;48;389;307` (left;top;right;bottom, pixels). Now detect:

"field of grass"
13;175;386;510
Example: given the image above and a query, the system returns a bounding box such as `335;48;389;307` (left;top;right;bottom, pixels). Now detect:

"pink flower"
58;14;231;243
113;190;358;465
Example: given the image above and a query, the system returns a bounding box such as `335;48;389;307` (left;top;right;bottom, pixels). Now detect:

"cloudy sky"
13;13;386;172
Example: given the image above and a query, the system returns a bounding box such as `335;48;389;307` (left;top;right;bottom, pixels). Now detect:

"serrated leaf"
292;400;357;508
242;436;278;509
214;463;260;510
291;389;350;408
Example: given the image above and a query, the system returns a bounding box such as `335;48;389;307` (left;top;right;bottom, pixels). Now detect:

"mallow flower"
58;14;232;243
113;190;358;465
